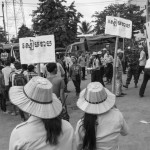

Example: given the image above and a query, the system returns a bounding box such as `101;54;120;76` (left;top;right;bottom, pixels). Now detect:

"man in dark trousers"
139;58;150;97
123;47;139;88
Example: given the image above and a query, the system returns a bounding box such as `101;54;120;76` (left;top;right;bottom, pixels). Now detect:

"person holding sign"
116;49;126;97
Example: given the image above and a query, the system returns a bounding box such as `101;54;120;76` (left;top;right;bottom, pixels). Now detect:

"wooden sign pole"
112;36;119;94
37;63;41;76
112;13;120;94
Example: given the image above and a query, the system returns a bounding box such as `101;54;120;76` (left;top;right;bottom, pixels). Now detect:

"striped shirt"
26;71;38;82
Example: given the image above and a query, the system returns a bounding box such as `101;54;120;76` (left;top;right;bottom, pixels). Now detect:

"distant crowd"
1;44;150;150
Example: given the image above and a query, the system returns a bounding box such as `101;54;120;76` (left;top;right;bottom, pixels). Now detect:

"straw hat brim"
9;86;62;119
77;88;116;115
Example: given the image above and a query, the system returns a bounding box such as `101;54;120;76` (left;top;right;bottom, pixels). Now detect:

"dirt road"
1;74;150;150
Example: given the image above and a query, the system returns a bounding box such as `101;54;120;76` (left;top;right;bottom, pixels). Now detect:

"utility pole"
1;2;7;42
146;0;150;22
13;0;17;37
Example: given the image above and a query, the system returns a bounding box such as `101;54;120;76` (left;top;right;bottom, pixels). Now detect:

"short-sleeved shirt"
26;71;38;82
78;56;86;67
139;50;146;66
104;54;113;64
9;116;76;150
2;66;13;86
75;108;128;150
70;64;81;80
47;74;65;98
92;58;100;70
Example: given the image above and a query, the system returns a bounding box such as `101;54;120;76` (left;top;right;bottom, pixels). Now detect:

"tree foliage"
18;24;34;39
11;24;34;43
0;26;7;43
78;21;93;34
93;4;145;35
32;0;82;48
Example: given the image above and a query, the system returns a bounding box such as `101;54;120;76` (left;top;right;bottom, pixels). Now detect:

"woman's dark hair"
28;65;35;72
82;113;97;150
46;63;57;73
41;117;62;145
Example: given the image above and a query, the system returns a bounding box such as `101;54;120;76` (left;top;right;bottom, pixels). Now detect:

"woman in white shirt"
9;76;75;150
75;82;128;150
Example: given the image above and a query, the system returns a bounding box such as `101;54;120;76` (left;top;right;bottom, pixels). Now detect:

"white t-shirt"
145;58;150;69
2;66;13;86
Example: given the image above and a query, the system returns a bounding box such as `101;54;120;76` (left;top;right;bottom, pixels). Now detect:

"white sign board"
105;16;132;39
145;22;150;57
19;35;55;64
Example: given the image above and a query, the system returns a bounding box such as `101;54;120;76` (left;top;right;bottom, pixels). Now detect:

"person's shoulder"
62;119;74;131
11;121;28;136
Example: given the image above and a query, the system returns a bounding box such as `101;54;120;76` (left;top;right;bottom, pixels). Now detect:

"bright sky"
0;0;128;38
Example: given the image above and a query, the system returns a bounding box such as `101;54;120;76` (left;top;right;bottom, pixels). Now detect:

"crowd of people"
0;44;149;150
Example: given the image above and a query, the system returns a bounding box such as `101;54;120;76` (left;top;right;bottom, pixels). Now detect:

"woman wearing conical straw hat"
9;76;75;150
75;82;128;150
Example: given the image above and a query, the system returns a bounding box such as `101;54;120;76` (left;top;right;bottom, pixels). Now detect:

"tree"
18;24;34;39
92;4;145;36
78;21;93;34
11;24;34;43
32;0;82;47
0;26;7;43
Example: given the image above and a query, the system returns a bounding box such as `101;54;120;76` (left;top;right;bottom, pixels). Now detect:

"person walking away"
59;54;70;93
46;62;69;121
75;82;128;150
123;47;139;88
139;58;150;97
9;76;75;150
137;46;146;81
78;52;86;80
65;53;73;72
91;52;97;82
116;49;126;97
97;51;105;86
104;50;113;84
26;65;38;82
11;62;27;120
92;52;105;86
0;66;7;113
70;56;82;97
2;60;12;103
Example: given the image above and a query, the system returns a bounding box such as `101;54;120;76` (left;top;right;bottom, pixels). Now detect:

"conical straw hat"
77;82;116;114
9;76;62;119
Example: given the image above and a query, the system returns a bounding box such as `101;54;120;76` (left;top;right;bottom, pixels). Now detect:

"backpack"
14;71;27;86
9;71;15;87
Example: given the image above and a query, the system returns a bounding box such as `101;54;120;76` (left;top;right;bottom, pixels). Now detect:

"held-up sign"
105;16;132;39
19;35;55;64
145;22;150;57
